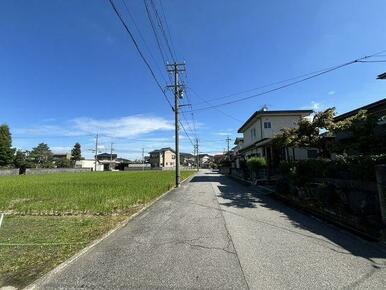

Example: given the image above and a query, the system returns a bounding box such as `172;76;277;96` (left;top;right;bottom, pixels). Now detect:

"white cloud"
16;115;174;139
328;90;336;95
71;115;173;138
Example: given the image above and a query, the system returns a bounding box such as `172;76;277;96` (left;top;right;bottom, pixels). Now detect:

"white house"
237;108;317;162
75;159;104;171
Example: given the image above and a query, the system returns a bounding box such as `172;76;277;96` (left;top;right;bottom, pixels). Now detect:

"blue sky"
0;0;385;159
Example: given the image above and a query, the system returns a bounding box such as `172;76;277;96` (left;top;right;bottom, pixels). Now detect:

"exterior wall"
149;150;176;168
243;147;264;158
286;147;319;161
75;160;104;171
260;115;301;139
201;156;210;163
0;169;20;176
241;115;302;148
149;153;161;168
25;168;91;175
242;119;262;148
163;150;176;167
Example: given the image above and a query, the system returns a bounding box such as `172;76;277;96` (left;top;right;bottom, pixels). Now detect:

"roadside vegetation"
0;170;194;288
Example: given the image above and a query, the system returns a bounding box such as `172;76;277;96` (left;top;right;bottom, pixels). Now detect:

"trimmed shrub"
246;157;267;171
279;154;386;182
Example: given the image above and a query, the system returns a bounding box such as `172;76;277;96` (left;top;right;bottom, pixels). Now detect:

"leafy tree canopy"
29;143;54;168
71;142;82;161
0;124;15;167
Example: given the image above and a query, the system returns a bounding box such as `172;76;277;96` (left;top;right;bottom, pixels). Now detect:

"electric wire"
108;0;174;110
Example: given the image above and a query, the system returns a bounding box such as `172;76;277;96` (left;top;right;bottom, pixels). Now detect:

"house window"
264;122;271;129
166;162;168;165
307;149;318;159
250;128;256;140
172;155;175;159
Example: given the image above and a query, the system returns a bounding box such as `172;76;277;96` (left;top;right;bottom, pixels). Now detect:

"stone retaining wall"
0;169;20;176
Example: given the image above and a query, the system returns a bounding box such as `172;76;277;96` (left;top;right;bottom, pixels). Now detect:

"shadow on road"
190;173;386;263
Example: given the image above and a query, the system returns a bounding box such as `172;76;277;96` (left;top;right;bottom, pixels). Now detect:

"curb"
24;171;197;290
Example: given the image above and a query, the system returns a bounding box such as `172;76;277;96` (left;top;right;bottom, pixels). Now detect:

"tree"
272;108;371;157
55;158;72;168
29;143;53;168
71;142;82;161
14;150;27;168
0;124;14;167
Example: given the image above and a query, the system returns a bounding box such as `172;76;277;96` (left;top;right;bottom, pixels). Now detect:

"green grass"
0;170;194;215
0;215;126;288
0;170;195;288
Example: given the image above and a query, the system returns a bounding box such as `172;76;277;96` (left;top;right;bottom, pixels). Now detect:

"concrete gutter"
24;172;197;290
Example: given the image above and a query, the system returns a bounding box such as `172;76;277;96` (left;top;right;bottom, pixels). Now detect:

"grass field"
0;170;195;288
0;170;193;215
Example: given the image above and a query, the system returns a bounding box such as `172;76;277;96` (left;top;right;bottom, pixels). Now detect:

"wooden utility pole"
226;136;231;159
167;63;185;187
94;133;99;172
142;147;145;171
110;142;114;171
195;138;199;171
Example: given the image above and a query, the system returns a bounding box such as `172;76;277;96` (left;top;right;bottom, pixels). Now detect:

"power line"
187;87;243;123
120;0;168;84
149;0;176;62
108;0;174;110
192;64;344;106
179;120;195;147
357;60;386;63
158;0;178;60
188;50;386;112
144;0;168;65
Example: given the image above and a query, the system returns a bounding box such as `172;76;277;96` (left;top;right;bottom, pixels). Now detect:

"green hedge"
246;157;267;171
279;154;386;182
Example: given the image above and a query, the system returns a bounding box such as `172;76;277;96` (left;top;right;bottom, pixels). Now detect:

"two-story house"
149;147;176;168
232;137;244;168
237;108;313;162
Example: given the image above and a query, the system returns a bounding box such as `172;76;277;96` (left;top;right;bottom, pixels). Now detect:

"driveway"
33;170;386;289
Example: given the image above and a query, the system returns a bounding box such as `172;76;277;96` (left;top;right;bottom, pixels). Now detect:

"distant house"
149;147;176;168
334;98;386;124
96;153;117;161
52;152;72;161
233;137;244;168
96;153;119;171
75;159;104;171
213;154;225;165
198;154;212;164
180;153;195;167
237;107;314;161
333;98;386;153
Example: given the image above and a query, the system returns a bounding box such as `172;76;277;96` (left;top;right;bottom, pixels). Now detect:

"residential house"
75;159;104;171
197;154;213;168
213;154;225;165
198;153;212;164
233;137;244;168
149;147;176;168
237;107;314;163
52;152;72;161
180;153;195;167
333;98;386;153
96;153;118;171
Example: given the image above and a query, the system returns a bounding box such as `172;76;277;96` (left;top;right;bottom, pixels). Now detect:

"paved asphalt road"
35;170;386;289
